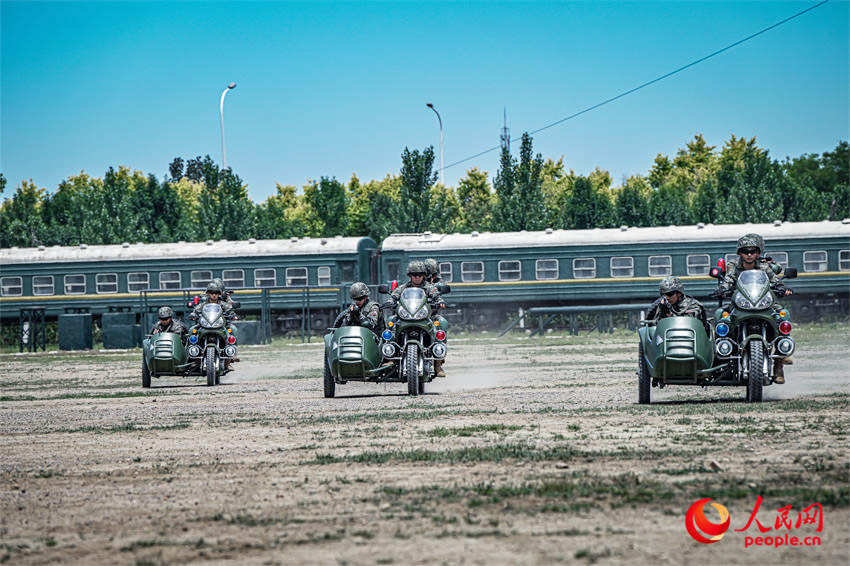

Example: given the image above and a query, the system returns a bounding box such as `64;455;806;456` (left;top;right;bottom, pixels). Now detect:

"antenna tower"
500;108;510;151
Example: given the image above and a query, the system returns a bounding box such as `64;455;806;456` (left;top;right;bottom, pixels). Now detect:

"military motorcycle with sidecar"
142;301;240;388
322;283;449;397
637;263;796;403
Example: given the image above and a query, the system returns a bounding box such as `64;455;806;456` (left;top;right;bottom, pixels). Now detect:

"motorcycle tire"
142;357;151;389
323;354;335;398
405;344;419;396
746;340;764;403
206;348;216;387
638;342;650;405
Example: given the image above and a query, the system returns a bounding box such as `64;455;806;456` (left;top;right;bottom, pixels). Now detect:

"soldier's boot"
225;360;234;371
782;357;793;365
773;359;785;384
434;360;446;377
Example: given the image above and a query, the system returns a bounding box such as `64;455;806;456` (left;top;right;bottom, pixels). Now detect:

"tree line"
1;134;847;249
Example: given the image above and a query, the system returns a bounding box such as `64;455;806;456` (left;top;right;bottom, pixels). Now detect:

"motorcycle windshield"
737;270;770;304
399;288;427;319
201;303;224;328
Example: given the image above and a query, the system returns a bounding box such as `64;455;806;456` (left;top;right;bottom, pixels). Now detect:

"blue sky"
2;1;848;202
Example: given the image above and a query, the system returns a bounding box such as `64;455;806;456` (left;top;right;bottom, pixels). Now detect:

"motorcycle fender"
740;334;770;351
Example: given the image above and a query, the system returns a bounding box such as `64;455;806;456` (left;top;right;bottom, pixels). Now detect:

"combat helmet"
211;277;226;292
407;261;426;276
206;281;223;294
349;282;369;300
736;233;764;255
424;258;439;278
157;306;174;319
659;276;684;296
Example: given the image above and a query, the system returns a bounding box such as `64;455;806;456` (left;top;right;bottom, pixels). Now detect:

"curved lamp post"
426;102;444;186
220;82;237;169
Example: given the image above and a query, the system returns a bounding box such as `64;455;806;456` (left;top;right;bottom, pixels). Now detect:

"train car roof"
0;236;376;265
381;220;850;251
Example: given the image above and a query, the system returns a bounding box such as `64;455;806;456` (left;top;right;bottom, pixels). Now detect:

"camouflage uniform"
647;276;708;330
424;258;441;285
190;282;236;321
391;280;442;303
150;307;188;339
718;234;787;297
340;300;381;332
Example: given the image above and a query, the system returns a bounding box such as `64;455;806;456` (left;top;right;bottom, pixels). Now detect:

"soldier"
190;281;236;320
390;261;444;305
336;282;381;333
716;234;788;298
424;258;441;285
714;233;792;383
199;277;236;312
647;276;707;332
150;306;188;340
390;261;447;376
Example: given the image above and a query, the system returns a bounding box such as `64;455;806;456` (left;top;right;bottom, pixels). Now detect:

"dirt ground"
1;322;848;566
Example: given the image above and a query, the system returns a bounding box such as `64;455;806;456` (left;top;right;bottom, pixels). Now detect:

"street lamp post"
426;103;444;186
220;82;237;169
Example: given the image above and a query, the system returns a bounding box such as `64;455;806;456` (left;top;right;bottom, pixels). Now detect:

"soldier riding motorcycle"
186;281;240;385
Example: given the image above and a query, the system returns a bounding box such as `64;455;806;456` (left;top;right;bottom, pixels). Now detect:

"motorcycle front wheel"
746;340;764;403
206;347;216;387
405;344;419;396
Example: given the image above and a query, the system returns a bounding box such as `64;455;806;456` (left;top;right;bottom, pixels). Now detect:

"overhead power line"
440;0;830;173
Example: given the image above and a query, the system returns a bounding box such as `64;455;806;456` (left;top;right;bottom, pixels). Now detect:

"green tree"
715;138;785;223
304;176;348;236
429;183;460;233
648;184;694;226
491;145;517;231
564;176;616;229
514;133;547;230
614;175;652;227
398;146;437;232
0;179;49;247
455;167;493;232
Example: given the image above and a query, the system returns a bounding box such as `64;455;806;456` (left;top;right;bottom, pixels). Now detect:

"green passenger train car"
380;220;850;325
0;236;378;331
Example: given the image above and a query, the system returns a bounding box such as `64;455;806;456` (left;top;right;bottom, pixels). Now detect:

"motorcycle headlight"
381;343;396;357
187;345;201;357
412;305;429;320
432;343;447;359
734;292;754;309
715;339;734;357
224;345;237;357
776;338;795;356
397;306;413;319
755;294;774;309
201;318;224;329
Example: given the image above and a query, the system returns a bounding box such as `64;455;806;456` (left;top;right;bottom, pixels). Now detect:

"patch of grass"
53;422;190;434
1;391;185;402
424;424;522;438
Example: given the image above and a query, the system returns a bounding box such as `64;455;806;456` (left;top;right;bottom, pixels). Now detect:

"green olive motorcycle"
142;302;239;388
637;265;796;404
710;268;797;402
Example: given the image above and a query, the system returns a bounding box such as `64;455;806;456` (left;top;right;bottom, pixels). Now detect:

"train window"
33;275;55;296
385;261;400;282
767;252;788;270
191;270;212;288
461;261;484;282
317;266;331;285
439;262;453;283
222;269;244;289
803;251;827;272
128;272;150;292
648;256;672;277
64;274;86;294
686;254;710;276
159;271;181;289
610;257;634;278
254;268;276;287
339;261;355;283
573;258;596;279
286;267;308;286
536;259;559;280
840;250;850;272
1;277;22;296
498;260;521;281
96;273;118;294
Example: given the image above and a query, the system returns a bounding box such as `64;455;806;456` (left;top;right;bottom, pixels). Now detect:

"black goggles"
740;248;759;255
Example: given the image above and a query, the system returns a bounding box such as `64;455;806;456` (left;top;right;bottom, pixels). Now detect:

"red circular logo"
686;498;731;544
